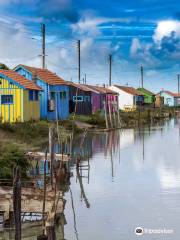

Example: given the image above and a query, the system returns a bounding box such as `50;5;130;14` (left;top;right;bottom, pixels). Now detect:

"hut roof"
137;87;155;96
0;70;41;90
83;85;117;94
15;65;67;86
162;90;180;97
113;85;144;96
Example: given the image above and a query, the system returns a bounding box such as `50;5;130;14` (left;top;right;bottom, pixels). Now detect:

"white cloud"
154;20;180;42
130;38;141;56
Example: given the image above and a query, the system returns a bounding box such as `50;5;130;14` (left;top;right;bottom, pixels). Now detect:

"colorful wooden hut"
109;85;144;111
83;85;118;113
0;70;41;123
155;93;164;108
160;90;180;106
68;82;92;115
14;65;69;120
137;87;155;105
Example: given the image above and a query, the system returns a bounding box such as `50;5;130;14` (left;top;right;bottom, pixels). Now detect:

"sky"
0;0;180;92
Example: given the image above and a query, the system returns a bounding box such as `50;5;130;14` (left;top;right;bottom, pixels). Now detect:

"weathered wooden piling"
13;166;21;240
108;100;113;128
104;101;109;129
43;149;48;234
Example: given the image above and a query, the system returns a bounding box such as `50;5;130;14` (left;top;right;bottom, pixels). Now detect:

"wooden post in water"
13;166;21;240
104;101;109;129
37;148;48;240
112;102;116;128
49;126;55;189
108;101;113;129
42;149;48;239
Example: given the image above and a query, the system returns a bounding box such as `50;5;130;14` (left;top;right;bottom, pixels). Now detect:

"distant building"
68;82;92;115
109;85;144;110
137;87;155;105
83;85;118;113
155;93;164;108
14;65;69;120
0;70;41;123
160;90;180;107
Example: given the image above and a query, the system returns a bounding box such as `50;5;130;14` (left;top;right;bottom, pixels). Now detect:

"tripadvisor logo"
135;227;144;236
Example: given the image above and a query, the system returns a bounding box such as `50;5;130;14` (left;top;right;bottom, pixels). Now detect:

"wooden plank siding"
0;77;23;123
69;86;92;115
23;90;40;121
0;77;40;123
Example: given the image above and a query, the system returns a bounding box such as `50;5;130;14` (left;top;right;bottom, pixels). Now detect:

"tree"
0;63;9;70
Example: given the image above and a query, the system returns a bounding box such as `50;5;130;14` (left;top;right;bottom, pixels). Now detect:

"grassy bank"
120;107;179;128
70;107;179;129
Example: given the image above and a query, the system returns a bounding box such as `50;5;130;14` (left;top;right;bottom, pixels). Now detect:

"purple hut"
82;85;118;113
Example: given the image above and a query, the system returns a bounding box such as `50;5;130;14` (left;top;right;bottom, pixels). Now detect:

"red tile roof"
67;83;118;94
114;85;144;96
0;70;41;91
163;90;180;97
85;85;117;94
16;65;67;85
66;82;93;92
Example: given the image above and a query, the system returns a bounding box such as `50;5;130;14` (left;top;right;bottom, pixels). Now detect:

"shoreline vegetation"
0;106;179;179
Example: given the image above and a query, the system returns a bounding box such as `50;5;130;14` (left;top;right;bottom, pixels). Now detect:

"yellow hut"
0;70;42;123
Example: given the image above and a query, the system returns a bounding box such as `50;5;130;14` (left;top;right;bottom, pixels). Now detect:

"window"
73;96;83;102
1;95;13;104
35;91;39;101
84;96;90;102
60;91;67;100
29;90;34;101
50;92;56;100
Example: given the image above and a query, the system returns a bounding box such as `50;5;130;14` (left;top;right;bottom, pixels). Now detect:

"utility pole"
77;40;81;83
178;74;180;93
109;54;112;86
41;23;46;69
84;74;87;84
141;65;144;88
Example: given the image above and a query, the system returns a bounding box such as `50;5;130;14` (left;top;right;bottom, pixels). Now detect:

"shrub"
0;144;30;179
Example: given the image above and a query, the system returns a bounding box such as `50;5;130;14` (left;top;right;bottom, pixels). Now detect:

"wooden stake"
112;102;116;128
49;126;54;189
108;101;113;128
104;101;109;129
13;166;21;240
42;148;48;235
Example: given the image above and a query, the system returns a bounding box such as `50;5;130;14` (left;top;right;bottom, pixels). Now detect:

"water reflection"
64;118;180;240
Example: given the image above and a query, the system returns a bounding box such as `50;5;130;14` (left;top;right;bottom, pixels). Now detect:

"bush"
0;144;30;179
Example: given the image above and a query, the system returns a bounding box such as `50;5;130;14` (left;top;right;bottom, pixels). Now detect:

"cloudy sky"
0;0;180;91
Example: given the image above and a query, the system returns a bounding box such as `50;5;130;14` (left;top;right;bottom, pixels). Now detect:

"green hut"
137;88;155;105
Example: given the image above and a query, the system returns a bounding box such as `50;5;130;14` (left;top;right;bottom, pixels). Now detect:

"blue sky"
0;0;180;92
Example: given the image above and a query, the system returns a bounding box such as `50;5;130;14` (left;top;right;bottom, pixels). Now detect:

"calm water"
64;118;180;240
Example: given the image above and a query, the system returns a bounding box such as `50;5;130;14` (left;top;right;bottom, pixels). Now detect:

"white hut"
108;85;144;110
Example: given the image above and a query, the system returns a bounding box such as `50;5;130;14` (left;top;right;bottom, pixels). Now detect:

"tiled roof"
16;65;67;85
0;70;41;90
137;87;155;96
113;85;144;96
66;82;92;92
85;85;117;94
67;82;118;94
163;90;180;97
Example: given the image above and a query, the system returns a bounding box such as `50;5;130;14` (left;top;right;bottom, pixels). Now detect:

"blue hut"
160;90;180;107
14;65;69;120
